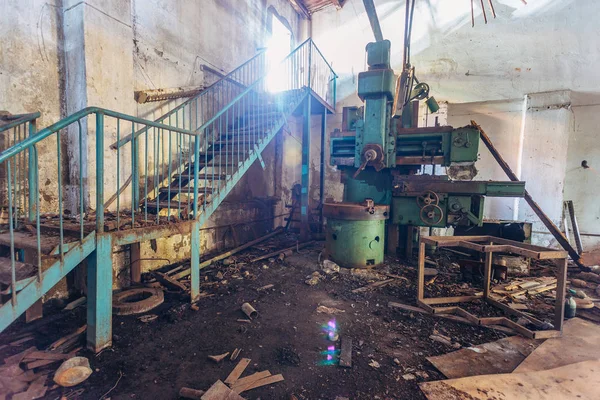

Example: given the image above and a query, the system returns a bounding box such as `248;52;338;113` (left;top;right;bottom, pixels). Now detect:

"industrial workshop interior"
1;0;600;398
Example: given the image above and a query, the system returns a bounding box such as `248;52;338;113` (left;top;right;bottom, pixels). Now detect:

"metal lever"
353;149;377;179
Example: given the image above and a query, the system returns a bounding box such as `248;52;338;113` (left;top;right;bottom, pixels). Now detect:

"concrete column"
63;0;135;212
517;90;572;246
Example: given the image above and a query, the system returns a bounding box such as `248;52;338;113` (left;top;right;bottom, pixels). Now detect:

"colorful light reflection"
318;319;340;366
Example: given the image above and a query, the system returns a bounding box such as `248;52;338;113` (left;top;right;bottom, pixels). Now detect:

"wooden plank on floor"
339;337;352;368
419;359;600;400
236;374;284;393
513;317;600;373
200;380;244;400
230;371;271;393
224;358;251;385
426;336;541;379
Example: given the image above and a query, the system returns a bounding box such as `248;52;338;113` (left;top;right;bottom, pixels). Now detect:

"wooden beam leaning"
472;120;584;269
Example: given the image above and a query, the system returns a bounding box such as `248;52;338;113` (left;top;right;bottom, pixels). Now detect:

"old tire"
113;288;164;316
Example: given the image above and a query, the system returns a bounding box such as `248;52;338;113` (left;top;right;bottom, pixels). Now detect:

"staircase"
0;38;336;351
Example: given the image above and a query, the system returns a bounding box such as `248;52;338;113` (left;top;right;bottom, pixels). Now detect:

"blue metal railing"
0;37;336;345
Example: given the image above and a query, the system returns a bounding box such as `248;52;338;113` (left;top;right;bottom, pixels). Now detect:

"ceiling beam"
288;0;311;19
331;0;344;9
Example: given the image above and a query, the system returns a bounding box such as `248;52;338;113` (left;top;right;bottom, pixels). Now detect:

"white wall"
312;0;600;104
564;92;600;250
311;0;600;250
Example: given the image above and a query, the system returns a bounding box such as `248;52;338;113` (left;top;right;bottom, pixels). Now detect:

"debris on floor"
420;359;600;400
0;325;86;398
426;336;541;379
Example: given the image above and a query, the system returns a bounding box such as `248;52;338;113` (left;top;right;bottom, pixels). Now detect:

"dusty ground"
1;236;519;400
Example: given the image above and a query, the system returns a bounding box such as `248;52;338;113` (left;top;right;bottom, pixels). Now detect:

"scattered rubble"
304;271;323;286
321;259;340;275
241;302;258;319
316;305;345;314
53;357;92;387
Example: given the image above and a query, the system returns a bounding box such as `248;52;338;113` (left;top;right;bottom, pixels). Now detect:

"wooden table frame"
417;235;568;339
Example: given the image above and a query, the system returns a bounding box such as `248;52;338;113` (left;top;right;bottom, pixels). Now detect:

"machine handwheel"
416;190;439;208
419;204;444;225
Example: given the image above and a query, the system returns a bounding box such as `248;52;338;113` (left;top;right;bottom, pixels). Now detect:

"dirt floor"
1;235;533;400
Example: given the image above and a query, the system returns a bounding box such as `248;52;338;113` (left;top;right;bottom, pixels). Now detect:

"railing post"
131;125;139;219
308;40;313;91
96;112;105;233
28;119;37;222
190;136;201;302
333;75;337;110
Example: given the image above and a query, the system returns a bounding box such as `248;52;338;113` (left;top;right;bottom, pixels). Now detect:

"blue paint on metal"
0;233;96;333
27;119;37;222
86;233;112;352
0;38;338;350
96;112;105;233
257;151;266;170
190;221;200;301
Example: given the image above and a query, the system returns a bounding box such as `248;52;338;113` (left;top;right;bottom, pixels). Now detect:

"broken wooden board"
3;346;36;365
230;371;271;393
513;317;600;373
426;336;541;379
200;380;244;400
339;338;352;368
419;359;600;400
224;358;251;385
235;374;284;394
12;375;47;400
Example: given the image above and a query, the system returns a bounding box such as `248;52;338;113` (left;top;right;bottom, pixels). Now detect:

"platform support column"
87;233;113;352
190;221;200;302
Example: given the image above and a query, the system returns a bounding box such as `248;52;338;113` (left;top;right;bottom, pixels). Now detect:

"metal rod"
7;160;16;306
472;120;585;269
480;0;488;23
488;0;497;18
362;0;384;42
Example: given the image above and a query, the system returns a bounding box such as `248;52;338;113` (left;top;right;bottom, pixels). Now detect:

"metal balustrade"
0;38;336;351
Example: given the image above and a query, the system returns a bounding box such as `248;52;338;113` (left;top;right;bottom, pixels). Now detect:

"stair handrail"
0;112;40;133
0;107;197;163
112;48;268;150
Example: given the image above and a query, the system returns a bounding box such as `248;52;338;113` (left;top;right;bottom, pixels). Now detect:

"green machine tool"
323;0;526;268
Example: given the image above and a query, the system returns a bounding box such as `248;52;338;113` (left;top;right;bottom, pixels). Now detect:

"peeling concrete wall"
449;91;600;251
0;0;63;213
564;92;600;251
1;0;302;291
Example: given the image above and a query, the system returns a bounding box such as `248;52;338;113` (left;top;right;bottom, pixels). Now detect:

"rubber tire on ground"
112;288;164;315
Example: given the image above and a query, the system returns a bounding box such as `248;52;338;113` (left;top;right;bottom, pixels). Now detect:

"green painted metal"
0;112;40;132
343;168;392;205
86;233;112;352
325;218;386;268
449;127;480;163
27;120;37;223
0;232;96;333
357;70;395;100
190;221;200;301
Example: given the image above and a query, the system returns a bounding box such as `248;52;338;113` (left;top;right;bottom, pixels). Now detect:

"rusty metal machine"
323;0;526;268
